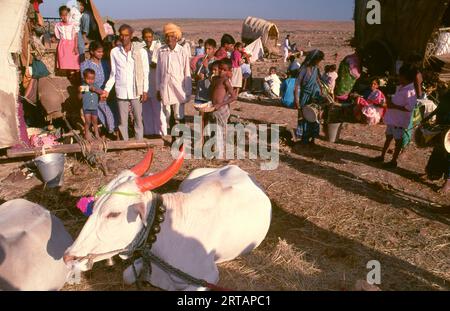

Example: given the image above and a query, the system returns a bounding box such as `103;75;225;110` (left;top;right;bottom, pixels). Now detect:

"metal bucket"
34;153;65;188
326;123;342;143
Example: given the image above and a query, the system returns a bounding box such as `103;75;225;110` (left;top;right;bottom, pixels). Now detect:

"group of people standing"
56;2;193;141
56;2;242;144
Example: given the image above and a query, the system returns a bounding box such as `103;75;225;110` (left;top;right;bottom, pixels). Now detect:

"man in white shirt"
156;23;192;133
282;35;291;63
104;24;149;141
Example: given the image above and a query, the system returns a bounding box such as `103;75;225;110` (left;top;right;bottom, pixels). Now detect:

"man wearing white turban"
156;23;192;133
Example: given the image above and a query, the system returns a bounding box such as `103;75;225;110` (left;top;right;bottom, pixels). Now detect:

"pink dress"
355;89;386;125
55;22;80;70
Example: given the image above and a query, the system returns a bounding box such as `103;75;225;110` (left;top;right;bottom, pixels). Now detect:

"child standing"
372;65;417;168
211;59;238;157
80;41;118;139
195;39;217;103
55;6;80;72
264;67;282;98
80;68;105;140
230;42;244;96
215;34;235;60
195;39;205;56
241;51;252;92
210;62;220;78
321;64;338;97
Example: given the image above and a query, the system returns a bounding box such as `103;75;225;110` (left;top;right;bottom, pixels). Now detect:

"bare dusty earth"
0;20;449;291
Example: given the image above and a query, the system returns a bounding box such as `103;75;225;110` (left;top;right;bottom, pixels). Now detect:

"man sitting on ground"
263;67;282;99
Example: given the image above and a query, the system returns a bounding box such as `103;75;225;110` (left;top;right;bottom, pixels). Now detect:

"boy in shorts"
80;68;106;140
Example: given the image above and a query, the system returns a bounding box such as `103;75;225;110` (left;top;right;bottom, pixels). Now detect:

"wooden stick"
6;139;165;159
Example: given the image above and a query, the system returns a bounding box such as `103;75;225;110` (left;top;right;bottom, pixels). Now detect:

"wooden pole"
6;139;165;159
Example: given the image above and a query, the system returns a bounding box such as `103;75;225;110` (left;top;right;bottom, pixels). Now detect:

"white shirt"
179;38;192;57
156;43;192;105
147;40;162;64
322;71;338;93
105;45;149;100
384;83;417;128
145;41;162;98
67;4;81;32
265;74;282;96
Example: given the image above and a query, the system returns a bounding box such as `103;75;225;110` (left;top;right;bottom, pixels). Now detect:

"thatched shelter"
354;0;450;77
242;16;279;52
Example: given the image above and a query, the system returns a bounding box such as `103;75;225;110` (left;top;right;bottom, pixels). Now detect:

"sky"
40;0;355;21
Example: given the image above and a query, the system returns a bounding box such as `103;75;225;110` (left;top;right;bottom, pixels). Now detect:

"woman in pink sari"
354;78;386;125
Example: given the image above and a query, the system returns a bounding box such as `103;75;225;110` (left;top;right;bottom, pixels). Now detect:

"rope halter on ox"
75;146;231;290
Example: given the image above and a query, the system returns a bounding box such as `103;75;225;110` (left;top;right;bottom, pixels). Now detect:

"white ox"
0;199;73;290
64;147;272;290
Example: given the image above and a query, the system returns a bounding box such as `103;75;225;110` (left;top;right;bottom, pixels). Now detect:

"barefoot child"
372;65;417;168
55;6;80;73
210;59;237;157
80;69;105;140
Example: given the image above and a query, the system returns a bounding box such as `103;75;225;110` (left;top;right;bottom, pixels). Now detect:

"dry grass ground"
0;20;449;291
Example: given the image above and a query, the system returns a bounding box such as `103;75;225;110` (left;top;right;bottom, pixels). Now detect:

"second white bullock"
64;147;272;290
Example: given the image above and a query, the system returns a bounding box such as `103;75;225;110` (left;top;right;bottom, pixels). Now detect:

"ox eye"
107;212;121;219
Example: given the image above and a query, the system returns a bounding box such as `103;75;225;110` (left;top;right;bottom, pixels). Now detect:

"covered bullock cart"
354;0;450;81
241;16;280;56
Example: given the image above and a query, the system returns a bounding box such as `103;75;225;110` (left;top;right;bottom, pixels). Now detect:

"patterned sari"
296;66;322;143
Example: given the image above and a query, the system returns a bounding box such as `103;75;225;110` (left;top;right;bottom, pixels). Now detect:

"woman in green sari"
334;51;362;102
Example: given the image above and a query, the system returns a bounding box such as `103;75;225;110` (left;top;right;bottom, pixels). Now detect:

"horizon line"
43;15;353;22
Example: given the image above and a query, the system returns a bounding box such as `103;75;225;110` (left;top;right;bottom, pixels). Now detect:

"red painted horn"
135;145;185;192
130;149;154;177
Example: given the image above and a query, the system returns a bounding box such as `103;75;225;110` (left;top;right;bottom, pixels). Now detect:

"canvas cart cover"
354;0;449;60
0;0;29;149
242;16;279;49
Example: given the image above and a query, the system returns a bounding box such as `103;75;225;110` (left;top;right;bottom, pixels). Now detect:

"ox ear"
132;203;148;227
